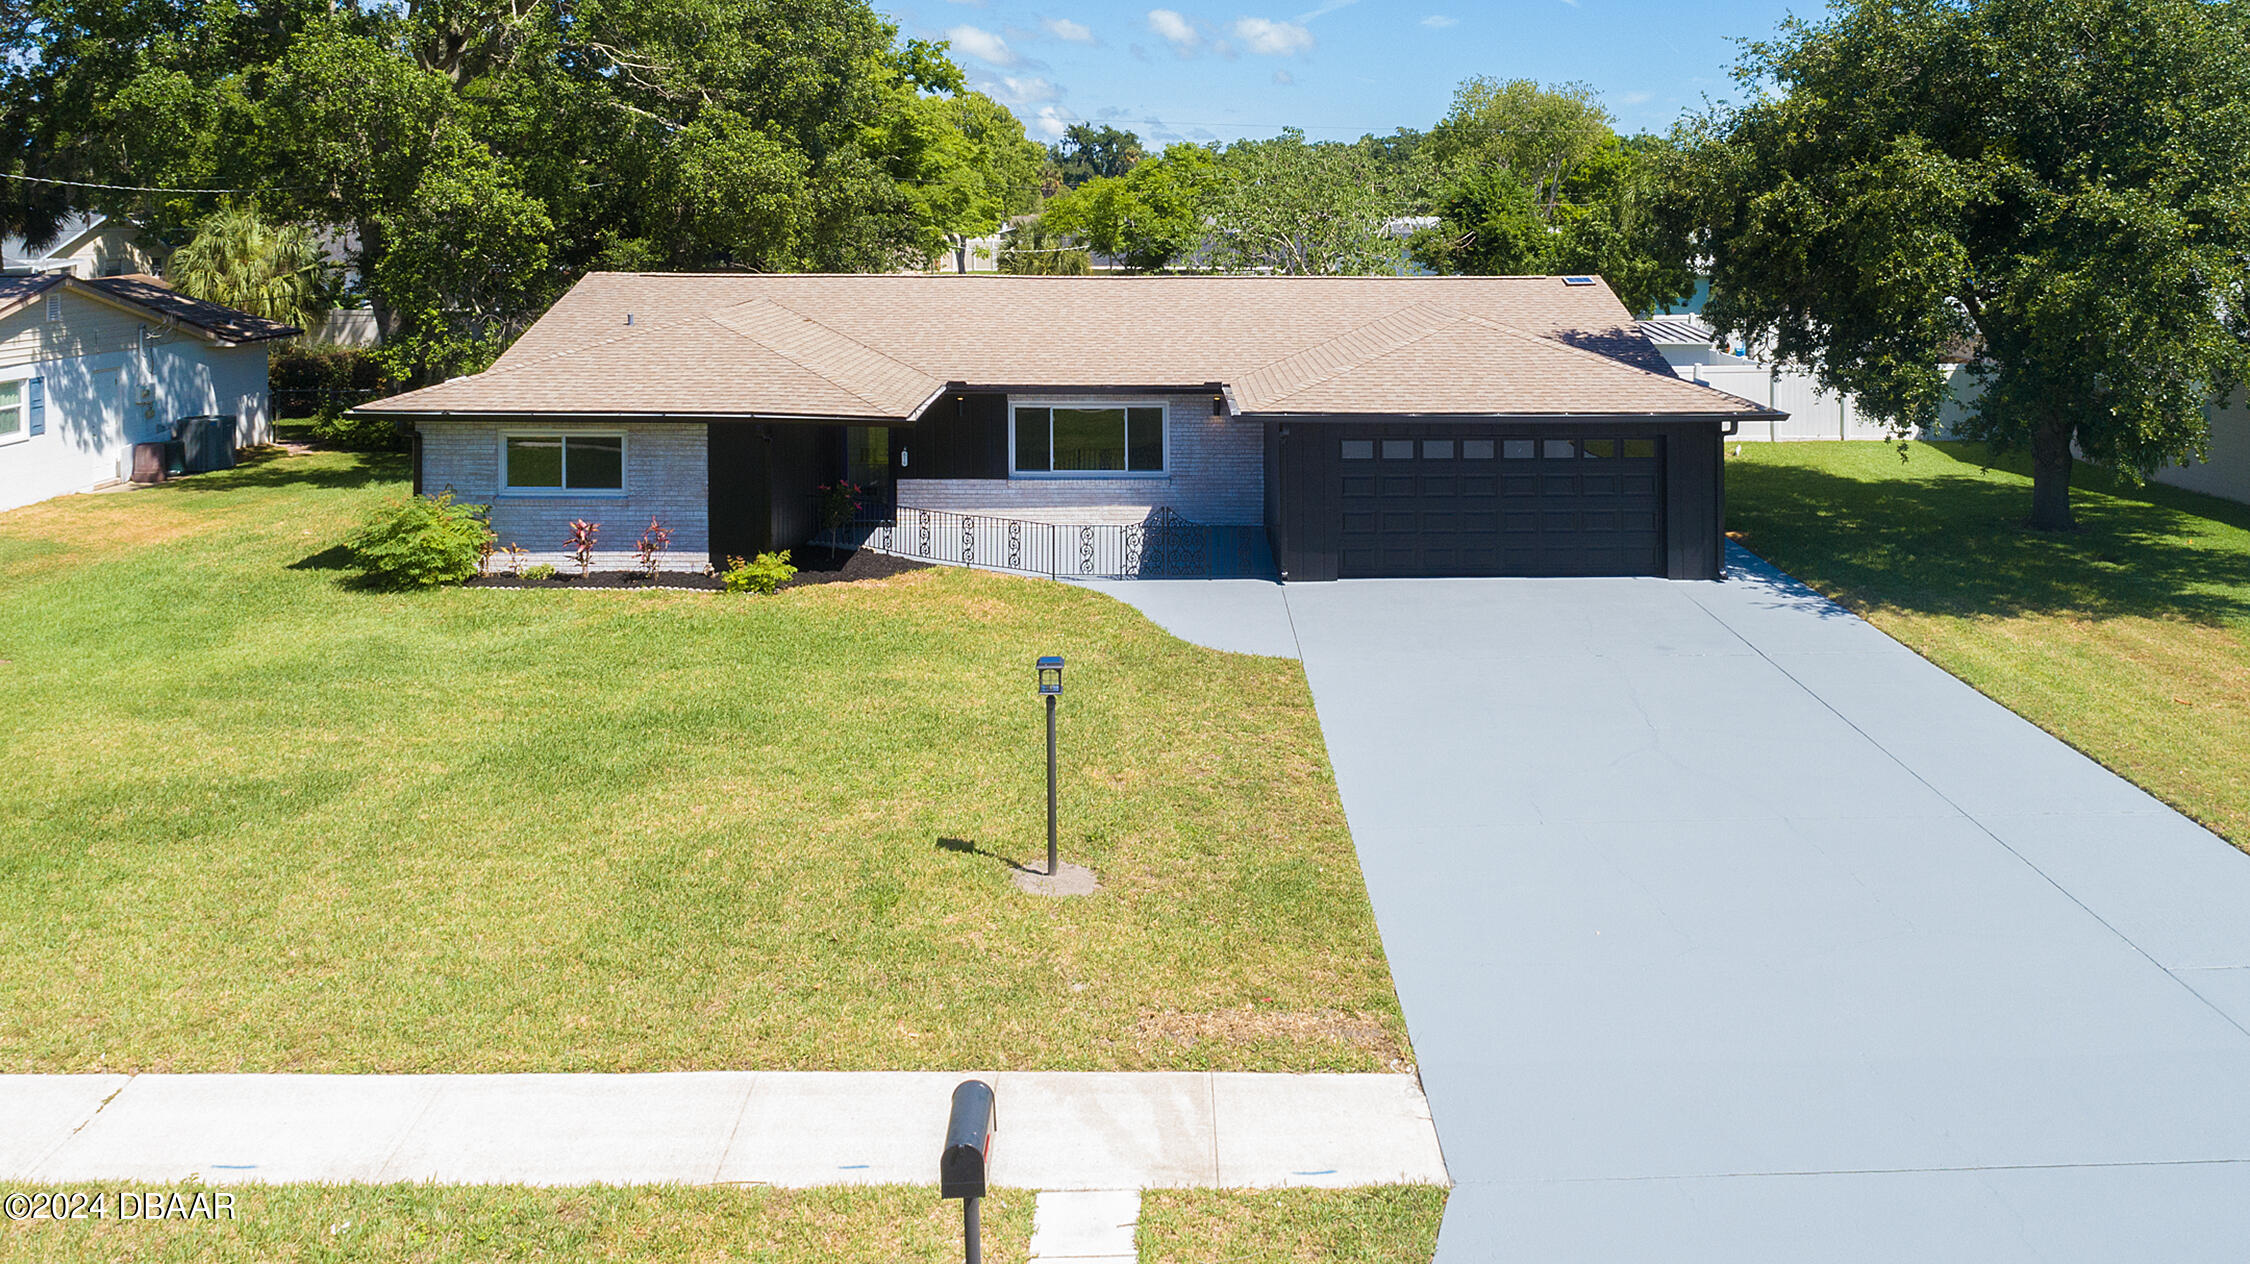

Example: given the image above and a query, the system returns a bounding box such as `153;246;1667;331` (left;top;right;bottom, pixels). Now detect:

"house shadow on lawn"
1727;441;2250;626
936;836;1035;873
163;446;407;494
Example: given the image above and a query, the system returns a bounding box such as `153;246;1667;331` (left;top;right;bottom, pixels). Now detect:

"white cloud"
945;24;1017;66
1296;0;1356;18
1272;68;1295;85
990;74;1063;104
1233;16;1313;55
1147;9;1201;52
1043;16;1095;42
1030;105;1074;139
1619;90;1653;105
1419;14;1456;27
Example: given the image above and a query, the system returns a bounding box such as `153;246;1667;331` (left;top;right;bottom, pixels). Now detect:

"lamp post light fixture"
1036;655;1063;876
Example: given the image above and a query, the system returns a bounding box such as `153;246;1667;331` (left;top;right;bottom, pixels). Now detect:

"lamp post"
1036;655;1064;876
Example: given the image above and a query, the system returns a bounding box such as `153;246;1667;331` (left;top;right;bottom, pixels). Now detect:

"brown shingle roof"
0;272;300;343
357;273;1781;421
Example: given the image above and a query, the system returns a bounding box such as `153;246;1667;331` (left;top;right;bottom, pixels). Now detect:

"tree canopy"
1038;142;1217;272
1675;0;2250;528
1410;78;1693;315
1047;123;1144;190
167;204;331;332
1;0;1037;380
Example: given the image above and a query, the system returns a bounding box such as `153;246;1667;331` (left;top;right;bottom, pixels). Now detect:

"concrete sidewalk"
5;1071;1446;1191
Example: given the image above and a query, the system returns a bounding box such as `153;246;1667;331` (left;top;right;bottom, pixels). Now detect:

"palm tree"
167;206;330;332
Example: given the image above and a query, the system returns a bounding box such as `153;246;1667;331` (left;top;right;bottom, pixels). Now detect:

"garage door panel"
1325;430;1666;579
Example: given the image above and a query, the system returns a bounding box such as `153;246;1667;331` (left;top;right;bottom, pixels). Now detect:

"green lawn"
0;445;1404;1073
1137;1186;1447;1263
0;1184;1446;1263
1727;440;2250;848
0;1183;1035;1263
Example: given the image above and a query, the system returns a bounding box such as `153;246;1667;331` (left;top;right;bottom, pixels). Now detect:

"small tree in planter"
816;481;864;554
566;520;599;578
634;517;673;579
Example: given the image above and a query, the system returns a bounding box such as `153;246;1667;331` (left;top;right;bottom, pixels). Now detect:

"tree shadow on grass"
935;836;1034;873
162;446;407;494
1727;442;2250;626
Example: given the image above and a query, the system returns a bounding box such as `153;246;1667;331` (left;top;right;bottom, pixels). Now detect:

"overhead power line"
2;171;316;195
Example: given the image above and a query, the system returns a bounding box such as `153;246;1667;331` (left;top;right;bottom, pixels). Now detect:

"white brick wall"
897;394;1262;526
418;420;709;571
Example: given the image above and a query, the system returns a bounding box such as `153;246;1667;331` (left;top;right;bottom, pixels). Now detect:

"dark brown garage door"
1335;434;1665;577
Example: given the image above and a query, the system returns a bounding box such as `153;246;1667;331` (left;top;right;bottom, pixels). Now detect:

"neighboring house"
0;274;299;513
306;310;381;347
1;214;165;279
353;273;1782;580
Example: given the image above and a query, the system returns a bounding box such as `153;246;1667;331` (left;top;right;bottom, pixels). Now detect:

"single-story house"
0;273;298;513
1;213;165;279
353;273;1783;580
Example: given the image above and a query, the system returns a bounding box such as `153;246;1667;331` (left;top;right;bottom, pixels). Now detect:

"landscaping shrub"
722;551;796;594
344;493;493;587
524;562;557;580
566;520;600;577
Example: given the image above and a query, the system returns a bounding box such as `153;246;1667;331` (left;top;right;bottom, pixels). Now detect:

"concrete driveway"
1110;550;2250;1260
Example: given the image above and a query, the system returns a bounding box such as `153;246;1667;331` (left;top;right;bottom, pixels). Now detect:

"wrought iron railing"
823;503;1271;579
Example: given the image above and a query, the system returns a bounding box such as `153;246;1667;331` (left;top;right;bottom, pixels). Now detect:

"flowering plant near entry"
816;480;866;532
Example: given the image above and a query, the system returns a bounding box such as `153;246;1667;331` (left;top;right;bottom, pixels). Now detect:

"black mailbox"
940;1079;995;1200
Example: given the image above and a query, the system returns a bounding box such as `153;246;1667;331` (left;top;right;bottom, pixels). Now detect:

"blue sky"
882;0;1813;146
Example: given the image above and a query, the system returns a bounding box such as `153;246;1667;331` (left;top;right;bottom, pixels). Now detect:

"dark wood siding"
1266;417;1727;581
1664;423;1724;580
707;421;770;566
894;392;1007;480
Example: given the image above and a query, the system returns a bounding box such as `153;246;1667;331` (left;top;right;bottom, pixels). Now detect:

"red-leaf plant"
566;520;599;577
634;517;673;579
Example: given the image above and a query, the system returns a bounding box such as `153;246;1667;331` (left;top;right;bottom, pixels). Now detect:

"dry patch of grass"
1137;1186;1447;1263
1137;1006;1409;1071
1729;441;2250;849
0;1183;1031;1263
0;448;1404;1073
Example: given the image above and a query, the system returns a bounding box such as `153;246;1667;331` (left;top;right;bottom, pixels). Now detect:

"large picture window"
1012;401;1166;475
504;434;624;491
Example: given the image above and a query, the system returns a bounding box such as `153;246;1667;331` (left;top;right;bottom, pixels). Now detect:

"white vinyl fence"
1685;362;1980;442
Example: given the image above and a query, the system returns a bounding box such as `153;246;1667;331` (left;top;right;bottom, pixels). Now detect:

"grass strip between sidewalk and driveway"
0;442;1404;1074
1137;1186;1448;1262
1727;439;2250;850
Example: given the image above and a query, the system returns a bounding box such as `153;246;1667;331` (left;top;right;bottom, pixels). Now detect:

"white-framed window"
1009;398;1168;476
500;432;626;493
0;378;25;445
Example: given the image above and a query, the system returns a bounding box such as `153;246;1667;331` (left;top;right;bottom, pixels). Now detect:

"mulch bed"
463;548;930;591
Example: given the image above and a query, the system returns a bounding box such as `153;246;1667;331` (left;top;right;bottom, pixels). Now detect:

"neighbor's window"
504;434;624;490
0;380;22;442
1013;402;1165;474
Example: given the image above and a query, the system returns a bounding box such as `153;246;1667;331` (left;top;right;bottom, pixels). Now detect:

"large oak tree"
1677;0;2250;528
1;0;1037;380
